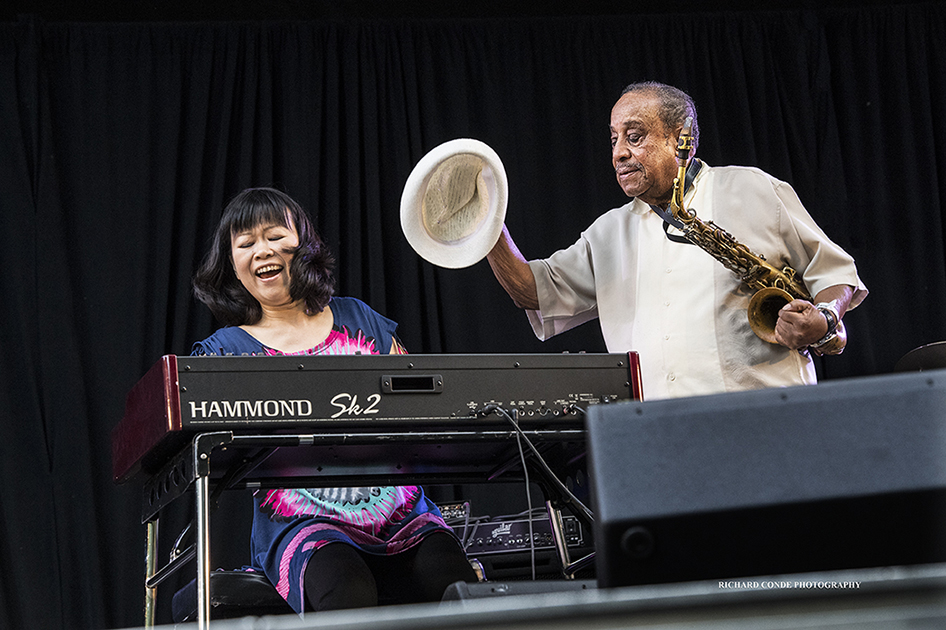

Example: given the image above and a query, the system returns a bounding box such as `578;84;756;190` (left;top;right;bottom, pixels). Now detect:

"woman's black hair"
193;187;335;326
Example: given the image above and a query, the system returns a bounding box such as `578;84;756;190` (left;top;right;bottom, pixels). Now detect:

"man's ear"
671;123;696;161
670;125;686;151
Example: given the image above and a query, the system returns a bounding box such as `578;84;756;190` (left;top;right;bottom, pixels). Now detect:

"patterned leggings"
303;532;477;611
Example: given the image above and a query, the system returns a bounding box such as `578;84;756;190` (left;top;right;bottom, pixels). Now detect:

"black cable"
480;404;594;524
513;421;537;580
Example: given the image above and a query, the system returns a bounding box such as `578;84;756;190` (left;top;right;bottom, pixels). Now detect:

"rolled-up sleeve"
526;237;600;340
776;180;868;310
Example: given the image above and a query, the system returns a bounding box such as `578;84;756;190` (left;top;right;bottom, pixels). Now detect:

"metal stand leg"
196;474;212;630
144;518;158;628
517;434;595;580
546;500;572;577
545;500;596;578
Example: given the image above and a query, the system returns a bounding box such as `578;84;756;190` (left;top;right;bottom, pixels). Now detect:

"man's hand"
774;299;829;351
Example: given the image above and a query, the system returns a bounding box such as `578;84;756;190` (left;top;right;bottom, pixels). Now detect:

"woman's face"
230;215;300;310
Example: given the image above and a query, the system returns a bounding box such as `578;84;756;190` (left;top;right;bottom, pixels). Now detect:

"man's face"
610;91;681;206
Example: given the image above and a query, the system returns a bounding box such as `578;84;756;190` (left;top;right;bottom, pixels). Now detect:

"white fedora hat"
400;138;508;269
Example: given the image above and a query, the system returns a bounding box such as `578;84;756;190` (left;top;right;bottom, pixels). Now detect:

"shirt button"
668;373;676;381
664;301;671;307
666;268;673;274
664;335;670;340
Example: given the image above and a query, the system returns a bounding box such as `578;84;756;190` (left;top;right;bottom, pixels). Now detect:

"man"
486;81;867;400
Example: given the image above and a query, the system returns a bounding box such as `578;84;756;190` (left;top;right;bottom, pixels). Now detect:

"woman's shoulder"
191;326;264;356
329;296;395;326
329;297;400;353
328;295;371;317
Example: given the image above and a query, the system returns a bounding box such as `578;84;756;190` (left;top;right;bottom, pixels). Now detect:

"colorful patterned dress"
192;296;459;614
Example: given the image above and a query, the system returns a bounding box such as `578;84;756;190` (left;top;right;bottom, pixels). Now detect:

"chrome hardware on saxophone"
666;117;846;356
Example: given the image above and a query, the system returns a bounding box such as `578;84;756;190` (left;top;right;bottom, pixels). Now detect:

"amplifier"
462;514;585;556
588;369;946;588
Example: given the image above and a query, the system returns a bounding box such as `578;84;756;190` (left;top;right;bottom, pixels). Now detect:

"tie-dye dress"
191;296;459;614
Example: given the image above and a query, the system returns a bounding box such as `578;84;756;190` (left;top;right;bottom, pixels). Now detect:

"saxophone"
666;117;845;355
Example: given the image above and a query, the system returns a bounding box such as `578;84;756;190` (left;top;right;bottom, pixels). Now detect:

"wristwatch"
811;301;840;349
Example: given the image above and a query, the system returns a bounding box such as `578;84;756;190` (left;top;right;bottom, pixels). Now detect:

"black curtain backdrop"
1;2;944;627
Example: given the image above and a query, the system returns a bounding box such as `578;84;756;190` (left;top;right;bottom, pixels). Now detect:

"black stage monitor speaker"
587;369;946;589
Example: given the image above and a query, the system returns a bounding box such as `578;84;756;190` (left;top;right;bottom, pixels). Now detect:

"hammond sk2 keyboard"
112;352;642;482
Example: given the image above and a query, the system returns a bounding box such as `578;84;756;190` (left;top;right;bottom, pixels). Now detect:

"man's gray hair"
621;81;700;152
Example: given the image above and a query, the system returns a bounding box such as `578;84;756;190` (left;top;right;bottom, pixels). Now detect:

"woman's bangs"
227;191;293;236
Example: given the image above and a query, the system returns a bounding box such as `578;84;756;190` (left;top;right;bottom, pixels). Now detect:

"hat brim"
400;138;508;269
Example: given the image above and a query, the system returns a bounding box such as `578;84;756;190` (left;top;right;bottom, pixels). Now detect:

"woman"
192;187;476;614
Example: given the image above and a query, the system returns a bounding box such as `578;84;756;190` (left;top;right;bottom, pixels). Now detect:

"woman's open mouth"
256;264;283;280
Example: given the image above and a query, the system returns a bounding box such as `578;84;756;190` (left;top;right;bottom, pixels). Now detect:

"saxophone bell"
747;287;795;344
747;287;848;355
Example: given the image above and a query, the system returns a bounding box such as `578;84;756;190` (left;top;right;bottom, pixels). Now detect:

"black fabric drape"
1;3;943;627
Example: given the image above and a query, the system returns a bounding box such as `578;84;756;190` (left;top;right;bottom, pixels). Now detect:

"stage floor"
131;563;946;630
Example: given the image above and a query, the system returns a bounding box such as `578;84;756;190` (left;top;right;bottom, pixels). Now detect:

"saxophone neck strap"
649;158;702;244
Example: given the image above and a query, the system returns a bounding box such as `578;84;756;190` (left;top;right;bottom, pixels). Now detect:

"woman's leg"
303;543;378;611
371;532;478;604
